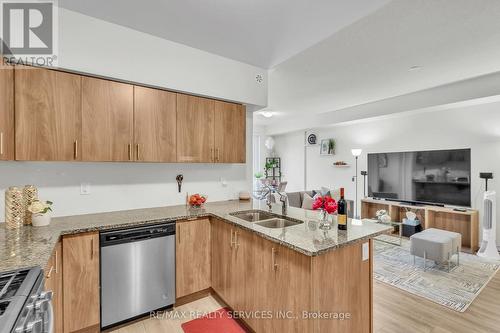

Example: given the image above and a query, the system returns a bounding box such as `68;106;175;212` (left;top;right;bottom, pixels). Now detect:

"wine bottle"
338;188;347;230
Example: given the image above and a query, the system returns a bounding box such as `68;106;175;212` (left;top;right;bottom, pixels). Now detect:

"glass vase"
318;209;332;230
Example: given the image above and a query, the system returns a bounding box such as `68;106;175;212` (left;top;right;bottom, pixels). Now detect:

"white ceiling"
258;0;500;129
59;0;500;133
58;0;390;69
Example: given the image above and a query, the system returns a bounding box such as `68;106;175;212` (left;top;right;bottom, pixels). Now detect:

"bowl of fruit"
188;193;207;208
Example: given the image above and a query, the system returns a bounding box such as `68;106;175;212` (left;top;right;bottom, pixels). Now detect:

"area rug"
181;307;248;333
374;235;500;312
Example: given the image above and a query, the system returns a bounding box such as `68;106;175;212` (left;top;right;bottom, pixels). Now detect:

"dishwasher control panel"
100;222;176;247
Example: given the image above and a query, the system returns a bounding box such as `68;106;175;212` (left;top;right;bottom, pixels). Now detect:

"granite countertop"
0;200;392;272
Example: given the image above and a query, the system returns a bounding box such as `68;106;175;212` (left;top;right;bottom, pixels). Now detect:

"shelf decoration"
333;161;350;167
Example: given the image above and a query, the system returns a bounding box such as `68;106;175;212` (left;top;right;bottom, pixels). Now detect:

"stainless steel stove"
0;267;53;333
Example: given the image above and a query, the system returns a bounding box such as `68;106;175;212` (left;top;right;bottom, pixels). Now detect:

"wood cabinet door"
230;227;254;313
211;219;233;303
270;244;311;333
63;233;100;333
214;101;246;163
15;67;81;161
0;62;14;160
82;77;133;161
176;218;211;298
134;86;177;162
247;237;311;333
44;241;63;333
176;94;214;162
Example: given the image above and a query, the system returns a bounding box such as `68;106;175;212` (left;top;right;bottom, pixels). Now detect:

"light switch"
362;242;369;261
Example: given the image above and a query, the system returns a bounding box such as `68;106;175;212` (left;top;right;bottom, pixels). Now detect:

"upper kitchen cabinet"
134;86;177;162
15;67;82;161
0;61;14;160
82;77;134;161
214;101;246;163
176;94;215;163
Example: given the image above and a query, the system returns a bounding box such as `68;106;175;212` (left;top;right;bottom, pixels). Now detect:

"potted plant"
28;200;53;227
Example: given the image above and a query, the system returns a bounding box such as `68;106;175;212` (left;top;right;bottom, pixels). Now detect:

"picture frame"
320;139;335;155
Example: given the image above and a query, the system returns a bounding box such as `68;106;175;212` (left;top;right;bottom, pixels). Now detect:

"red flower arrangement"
312;196;338;214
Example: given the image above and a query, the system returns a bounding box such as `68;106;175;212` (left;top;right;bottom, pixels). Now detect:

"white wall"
273;102;500;244
0;9;262;220
57;8;267;107
0;112;253;219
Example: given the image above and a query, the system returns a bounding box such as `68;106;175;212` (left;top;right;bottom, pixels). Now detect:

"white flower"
28;200;52;214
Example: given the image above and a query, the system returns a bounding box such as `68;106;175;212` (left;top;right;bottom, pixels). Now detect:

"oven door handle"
46;300;54;333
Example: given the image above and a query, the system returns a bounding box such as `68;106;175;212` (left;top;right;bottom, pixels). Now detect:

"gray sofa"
280;191;354;218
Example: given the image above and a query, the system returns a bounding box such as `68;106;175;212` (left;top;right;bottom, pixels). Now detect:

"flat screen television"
367;149;471;207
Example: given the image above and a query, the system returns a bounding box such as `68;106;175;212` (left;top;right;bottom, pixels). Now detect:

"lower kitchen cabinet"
211;218;252;309
44;241;63;333
176;218;211;298
211;218;234;302
211;219;311;332
246;232;312;333
62;232;100;333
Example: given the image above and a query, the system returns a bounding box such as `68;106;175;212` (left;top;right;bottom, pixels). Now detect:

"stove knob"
39;290;53;301
24;319;42;333
35;299;49;312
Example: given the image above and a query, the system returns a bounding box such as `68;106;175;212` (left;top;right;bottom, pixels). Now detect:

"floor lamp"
351;149;362;219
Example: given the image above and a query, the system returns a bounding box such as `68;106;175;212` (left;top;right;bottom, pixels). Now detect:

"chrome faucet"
279;192;288;216
259;184;287;215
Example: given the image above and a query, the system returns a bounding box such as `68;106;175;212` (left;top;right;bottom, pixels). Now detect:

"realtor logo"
1;1;58;66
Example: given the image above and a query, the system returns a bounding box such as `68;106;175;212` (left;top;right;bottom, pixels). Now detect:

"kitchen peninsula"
0;200;391;333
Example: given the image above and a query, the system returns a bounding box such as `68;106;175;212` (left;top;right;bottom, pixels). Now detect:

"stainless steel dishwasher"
100;222;176;329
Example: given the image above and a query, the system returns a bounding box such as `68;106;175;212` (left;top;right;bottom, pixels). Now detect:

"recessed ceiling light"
261;111;274;118
408;65;423;71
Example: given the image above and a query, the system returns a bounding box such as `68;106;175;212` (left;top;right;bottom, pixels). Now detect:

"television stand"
361;198;479;252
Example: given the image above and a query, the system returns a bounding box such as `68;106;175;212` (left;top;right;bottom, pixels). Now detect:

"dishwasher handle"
100;222;176;247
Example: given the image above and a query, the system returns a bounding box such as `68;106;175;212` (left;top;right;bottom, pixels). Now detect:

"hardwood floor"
373;271;500;333
108;272;500;333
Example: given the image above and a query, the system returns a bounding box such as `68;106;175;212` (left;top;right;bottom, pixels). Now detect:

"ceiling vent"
255;74;264;83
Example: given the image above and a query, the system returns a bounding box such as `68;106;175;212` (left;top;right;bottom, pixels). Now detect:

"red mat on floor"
181;307;247;333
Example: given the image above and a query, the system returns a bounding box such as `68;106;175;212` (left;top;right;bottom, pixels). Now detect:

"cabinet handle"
230;230;234;248
90;238;94;260
136;144;140;161
45;265;54;279
178;226;181;244
234;230;239;248
73;140;78;159
210;148;214;162
216;148;220;162
272;247;278;270
128;144;132;161
55;250;58;274
0;132;3;156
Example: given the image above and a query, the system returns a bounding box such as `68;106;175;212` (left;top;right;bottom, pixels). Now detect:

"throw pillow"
301;192;315;210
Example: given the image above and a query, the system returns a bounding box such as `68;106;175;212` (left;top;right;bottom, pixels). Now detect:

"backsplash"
0;161;251;220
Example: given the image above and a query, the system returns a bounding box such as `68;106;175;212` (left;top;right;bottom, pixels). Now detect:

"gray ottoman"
410;228;461;271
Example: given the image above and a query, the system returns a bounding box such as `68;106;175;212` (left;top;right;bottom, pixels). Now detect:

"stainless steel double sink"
229;210;304;229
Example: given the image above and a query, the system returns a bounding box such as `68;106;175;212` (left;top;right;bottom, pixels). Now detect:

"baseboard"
175;288;212;307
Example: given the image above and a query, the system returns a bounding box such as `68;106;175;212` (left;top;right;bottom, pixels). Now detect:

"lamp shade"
351;148;362;157
265;137;275;150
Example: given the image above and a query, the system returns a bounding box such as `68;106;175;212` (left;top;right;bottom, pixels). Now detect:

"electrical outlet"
80;183;91;195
